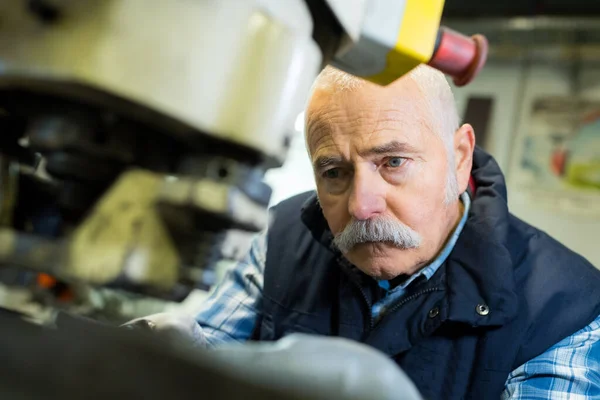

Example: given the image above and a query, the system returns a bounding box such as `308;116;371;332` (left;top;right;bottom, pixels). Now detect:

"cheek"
386;166;449;227
413;159;449;200
316;188;349;234
387;194;429;228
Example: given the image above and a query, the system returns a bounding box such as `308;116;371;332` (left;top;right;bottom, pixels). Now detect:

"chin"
344;243;422;280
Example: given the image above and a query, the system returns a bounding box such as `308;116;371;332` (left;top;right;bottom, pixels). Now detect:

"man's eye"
386;157;406;168
323;168;340;179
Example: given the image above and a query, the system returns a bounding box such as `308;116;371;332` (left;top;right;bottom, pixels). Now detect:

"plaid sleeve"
502;314;600;399
194;231;266;347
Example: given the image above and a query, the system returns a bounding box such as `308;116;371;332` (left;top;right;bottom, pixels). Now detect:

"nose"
348;171;386;220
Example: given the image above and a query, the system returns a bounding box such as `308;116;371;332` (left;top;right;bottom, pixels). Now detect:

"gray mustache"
332;217;422;254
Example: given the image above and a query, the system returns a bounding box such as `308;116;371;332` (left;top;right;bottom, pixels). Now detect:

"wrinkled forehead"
305;83;436;157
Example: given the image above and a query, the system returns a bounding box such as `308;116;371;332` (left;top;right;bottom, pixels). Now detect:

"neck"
436;199;465;259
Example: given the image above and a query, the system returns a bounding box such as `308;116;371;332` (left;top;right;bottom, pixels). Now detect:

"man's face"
306;79;460;280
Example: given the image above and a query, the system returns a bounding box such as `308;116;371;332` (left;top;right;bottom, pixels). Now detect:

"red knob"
428;27;488;86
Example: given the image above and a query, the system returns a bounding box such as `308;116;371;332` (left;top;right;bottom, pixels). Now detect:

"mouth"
353;241;417;252
354;241;396;250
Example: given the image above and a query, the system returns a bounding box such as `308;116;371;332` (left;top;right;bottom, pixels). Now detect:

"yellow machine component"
366;0;445;85
68;170;180;289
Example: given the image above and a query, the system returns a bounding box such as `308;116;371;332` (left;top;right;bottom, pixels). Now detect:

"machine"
0;0;487;304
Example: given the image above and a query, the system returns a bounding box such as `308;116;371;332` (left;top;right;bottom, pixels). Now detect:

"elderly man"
166;66;600;399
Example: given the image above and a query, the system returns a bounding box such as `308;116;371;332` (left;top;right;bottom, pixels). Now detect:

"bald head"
309;65;460;148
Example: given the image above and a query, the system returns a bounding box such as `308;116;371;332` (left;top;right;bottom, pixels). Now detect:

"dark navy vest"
254;148;600;399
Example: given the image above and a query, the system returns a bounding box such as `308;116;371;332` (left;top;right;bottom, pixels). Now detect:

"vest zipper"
355;284;374;332
371;287;443;333
337;256;378;333
391;287;442;313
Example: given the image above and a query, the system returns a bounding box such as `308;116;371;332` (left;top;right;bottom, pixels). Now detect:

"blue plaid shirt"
196;193;600;399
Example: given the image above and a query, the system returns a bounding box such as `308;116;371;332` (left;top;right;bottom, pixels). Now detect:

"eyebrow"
312;141;419;170
359;140;418;158
313;155;344;170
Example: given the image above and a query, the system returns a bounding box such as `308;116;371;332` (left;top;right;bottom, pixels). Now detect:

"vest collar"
443;146;518;327
300;195;334;248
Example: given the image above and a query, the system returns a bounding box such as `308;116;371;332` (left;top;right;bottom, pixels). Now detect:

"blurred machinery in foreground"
0;0;487;307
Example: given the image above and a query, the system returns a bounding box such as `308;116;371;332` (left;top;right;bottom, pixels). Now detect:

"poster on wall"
517;96;600;216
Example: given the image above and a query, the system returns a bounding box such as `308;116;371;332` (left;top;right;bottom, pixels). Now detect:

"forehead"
305;82;437;157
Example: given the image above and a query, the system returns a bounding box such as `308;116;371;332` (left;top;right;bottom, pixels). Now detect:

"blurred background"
2;1;600;324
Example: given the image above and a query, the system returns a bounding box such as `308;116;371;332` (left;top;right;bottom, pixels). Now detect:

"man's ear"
453;123;476;194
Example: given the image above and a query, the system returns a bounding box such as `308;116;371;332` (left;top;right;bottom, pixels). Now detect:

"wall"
451;62;600;268
264;61;600;268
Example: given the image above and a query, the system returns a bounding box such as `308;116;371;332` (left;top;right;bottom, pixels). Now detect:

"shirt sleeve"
194;231;266;347
502;314;600;399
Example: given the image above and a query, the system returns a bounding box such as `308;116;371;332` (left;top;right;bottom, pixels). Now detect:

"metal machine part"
123;312;424;399
122;312;423;399
0;0;487;301
0;310;426;400
0;0;319;301
123;313;421;400
0;0;321;163
214;334;423;400
331;0;488;86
